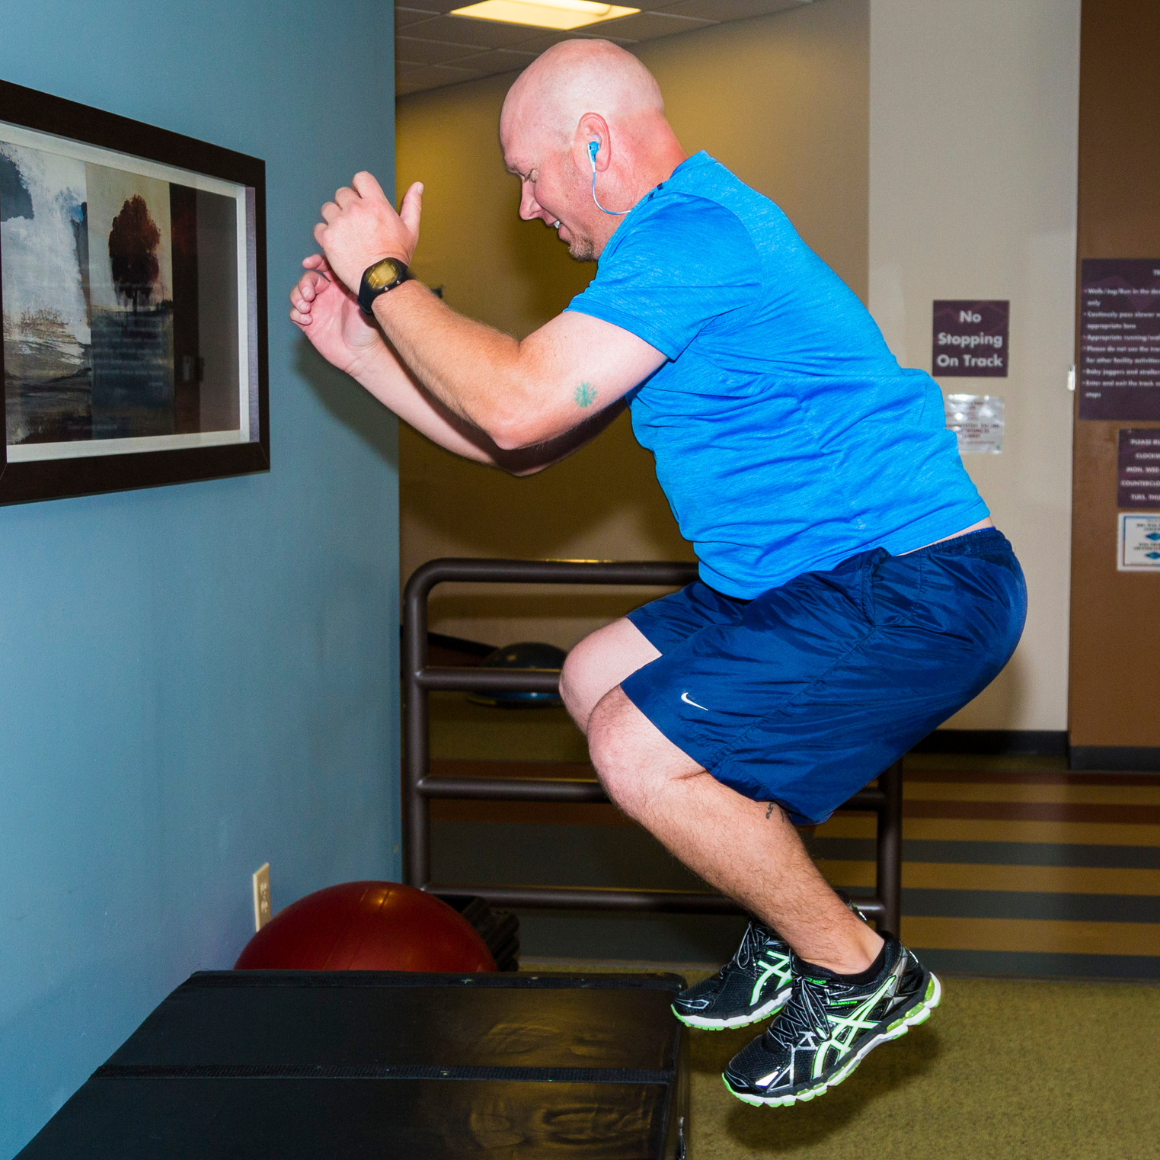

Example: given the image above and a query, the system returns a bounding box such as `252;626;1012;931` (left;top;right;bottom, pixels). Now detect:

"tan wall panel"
869;0;1081;731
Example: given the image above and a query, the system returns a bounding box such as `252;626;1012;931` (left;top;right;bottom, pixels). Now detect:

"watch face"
366;258;403;291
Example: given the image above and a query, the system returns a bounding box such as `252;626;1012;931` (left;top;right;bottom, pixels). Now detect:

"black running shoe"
671;893;870;1031
671;920;793;1030
722;938;941;1106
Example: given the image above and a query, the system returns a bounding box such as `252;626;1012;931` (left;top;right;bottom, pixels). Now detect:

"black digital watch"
358;256;411;315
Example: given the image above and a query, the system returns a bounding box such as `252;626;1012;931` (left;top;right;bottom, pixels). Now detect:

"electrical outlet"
252;863;271;931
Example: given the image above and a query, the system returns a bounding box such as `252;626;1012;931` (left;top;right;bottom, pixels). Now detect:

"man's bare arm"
371;280;663;450
311;173;667;450
354;336;626;474
289;257;621;474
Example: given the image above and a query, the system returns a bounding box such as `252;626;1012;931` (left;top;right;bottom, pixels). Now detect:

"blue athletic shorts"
620;528;1026;825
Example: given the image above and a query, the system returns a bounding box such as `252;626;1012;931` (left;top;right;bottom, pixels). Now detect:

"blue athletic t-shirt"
565;151;989;599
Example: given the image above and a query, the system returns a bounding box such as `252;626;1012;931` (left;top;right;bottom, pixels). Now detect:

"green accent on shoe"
749;952;792;1006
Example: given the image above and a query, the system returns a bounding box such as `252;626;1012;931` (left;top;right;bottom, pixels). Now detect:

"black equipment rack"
403;558;903;934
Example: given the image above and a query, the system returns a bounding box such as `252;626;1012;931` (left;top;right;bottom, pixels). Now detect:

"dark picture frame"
0;78;268;505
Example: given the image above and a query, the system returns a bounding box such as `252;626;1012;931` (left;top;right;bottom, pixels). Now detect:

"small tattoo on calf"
573;382;597;407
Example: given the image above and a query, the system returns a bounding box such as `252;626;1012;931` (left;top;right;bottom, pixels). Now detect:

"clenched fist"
313;172;423;292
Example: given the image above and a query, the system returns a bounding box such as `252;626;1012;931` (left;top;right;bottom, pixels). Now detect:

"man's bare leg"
560;619;883;974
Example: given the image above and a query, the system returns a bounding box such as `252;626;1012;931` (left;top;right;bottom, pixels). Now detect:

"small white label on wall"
944;394;1004;454
1118;513;1160;571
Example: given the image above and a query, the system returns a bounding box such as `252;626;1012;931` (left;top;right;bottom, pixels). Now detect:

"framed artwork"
0;79;268;505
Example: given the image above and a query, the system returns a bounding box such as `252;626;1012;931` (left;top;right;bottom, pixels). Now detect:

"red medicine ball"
234;880;496;972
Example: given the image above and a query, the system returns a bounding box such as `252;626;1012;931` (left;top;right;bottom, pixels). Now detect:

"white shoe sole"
724;972;942;1106
671;989;791;1030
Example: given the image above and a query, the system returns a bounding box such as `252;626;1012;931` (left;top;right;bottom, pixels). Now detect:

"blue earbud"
588;140;629;216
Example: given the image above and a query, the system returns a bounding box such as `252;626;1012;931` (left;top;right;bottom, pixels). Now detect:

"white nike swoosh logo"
681;692;709;710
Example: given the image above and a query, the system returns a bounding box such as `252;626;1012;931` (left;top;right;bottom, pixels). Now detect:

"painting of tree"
107;194;160;310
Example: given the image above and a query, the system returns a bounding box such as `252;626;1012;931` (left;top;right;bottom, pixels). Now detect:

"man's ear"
576;113;612;172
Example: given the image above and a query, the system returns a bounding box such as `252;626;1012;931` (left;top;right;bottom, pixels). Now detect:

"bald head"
501;39;664;148
499;40;685;261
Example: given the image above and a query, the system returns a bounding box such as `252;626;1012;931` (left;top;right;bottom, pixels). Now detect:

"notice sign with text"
1079;259;1160;420
932;300;1009;377
944;394;1004;454
1118;429;1160;509
1118;513;1160;571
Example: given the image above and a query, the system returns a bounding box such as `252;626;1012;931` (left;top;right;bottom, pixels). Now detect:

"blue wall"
0;3;399;1152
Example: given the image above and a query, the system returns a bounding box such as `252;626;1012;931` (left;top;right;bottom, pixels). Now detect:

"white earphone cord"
590;144;630;216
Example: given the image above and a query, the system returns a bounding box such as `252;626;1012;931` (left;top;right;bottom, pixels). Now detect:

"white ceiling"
396;0;811;95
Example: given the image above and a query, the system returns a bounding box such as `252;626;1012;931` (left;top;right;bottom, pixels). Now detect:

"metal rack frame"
403;558;903;934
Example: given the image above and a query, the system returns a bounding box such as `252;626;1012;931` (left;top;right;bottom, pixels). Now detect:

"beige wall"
396;0;870;648
869;0;1080;730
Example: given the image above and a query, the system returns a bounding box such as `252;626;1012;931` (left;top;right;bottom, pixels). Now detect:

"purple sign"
1118;428;1160;509
932;300;1009;377
1078;259;1160;420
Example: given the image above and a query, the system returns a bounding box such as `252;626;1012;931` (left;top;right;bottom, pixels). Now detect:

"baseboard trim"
911;730;1068;757
1069;746;1160;772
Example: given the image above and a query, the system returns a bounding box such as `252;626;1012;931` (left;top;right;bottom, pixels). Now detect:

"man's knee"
560;618;659;732
558;639;595;723
559;638;611;732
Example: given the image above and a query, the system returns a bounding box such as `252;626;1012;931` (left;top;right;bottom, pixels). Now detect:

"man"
290;39;1026;1107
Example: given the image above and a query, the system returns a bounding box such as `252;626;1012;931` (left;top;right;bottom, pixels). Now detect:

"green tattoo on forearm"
573;382;597;408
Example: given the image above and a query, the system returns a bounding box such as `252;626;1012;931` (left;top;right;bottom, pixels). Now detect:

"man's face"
500;117;599;262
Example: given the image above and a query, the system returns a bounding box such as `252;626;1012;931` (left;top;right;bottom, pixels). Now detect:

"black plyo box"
18;971;689;1160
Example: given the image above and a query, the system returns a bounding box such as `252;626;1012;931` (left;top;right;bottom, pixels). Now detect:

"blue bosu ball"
467;641;567;707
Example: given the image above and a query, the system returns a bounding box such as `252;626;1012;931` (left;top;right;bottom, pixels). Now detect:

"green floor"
527;965;1160;1159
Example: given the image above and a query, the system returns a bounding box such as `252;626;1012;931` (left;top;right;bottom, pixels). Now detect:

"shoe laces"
764;975;830;1049
730;920;776;972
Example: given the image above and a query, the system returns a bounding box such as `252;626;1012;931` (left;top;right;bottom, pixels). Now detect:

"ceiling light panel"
450;0;641;31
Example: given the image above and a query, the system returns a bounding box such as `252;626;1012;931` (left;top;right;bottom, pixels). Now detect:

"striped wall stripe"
817;859;1160;896
901;770;1160;787
815;815;1160;846
808;837;1160;868
906;802;1160;824
915;949;1160;980
900;916;1160;956
904;782;1160;805
899;889;1160;924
